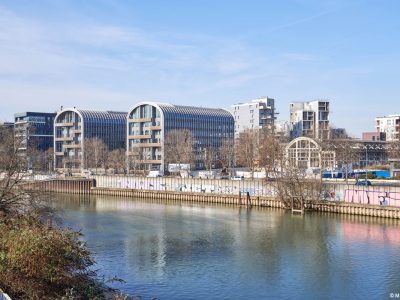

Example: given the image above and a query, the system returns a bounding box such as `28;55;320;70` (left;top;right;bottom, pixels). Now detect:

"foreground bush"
0;216;105;299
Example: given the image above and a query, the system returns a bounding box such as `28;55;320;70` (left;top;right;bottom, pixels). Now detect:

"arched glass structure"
286;136;337;170
127;102;235;173
54;108;126;171
286;137;322;169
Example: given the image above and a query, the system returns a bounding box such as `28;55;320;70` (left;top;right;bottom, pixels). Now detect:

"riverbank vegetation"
0;128;131;299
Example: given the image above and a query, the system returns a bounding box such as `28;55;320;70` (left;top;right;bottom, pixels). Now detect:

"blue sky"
0;0;399;136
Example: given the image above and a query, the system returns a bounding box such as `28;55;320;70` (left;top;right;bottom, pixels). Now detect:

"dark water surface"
51;194;400;300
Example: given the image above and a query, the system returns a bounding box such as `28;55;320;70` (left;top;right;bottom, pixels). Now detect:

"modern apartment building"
376;114;400;141
14;112;56;153
0;122;14;129
127;102;234;173
231;97;276;137
275;120;290;142
54;108;126;172
362;132;386;142
290;100;330;140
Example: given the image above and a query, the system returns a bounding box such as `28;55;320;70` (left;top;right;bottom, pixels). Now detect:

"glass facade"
54;109;126;171
127;102;235;173
14;112;56;153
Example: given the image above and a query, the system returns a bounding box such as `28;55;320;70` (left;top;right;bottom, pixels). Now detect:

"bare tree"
127;146;145;175
266;143;323;209
219;139;235;176
258;130;284;180
26;146;41;171
84;138;109;174
274;165;324;208
327;138;360;182
108;148;127;174
45;147;54;173
235;129;259;177
0;127;119;300
164;129;194;171
204;146;216;171
388;140;400;160
25;146;54;173
0;127;44;215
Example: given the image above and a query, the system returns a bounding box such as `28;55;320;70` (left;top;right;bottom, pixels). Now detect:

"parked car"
231;176;244;181
81;169;93;176
147;171;162;177
355;179;372;186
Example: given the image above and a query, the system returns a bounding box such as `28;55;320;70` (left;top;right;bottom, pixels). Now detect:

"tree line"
26;125;400;175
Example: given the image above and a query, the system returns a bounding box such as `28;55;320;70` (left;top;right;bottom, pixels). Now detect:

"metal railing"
89;175;400;207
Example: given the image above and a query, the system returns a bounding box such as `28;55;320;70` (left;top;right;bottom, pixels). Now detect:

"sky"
0;0;400;136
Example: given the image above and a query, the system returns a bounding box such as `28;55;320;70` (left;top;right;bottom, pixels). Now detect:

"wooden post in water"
291;196;304;215
246;192;252;208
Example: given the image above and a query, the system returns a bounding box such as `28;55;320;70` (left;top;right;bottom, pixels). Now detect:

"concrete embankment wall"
26;177;400;219
91;187;400;219
308;201;400;219
90;175;400;207
24;178;94;194
91;187;283;208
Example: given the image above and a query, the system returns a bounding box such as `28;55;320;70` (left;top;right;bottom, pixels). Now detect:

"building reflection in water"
51;194;400;300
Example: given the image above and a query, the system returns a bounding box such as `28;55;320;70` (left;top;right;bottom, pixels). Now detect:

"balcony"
55;151;64;156
64;158;82;163
150;125;162;130
71;128;82;133
55;122;74;127
64;144;81;149
135;142;161;147
56;167;81;173
128;118;153;123
55;136;73;142
128;134;152;139
135;159;162;164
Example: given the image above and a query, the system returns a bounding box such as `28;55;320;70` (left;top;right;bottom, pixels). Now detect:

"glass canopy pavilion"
54;108;126;172
127;102;235;173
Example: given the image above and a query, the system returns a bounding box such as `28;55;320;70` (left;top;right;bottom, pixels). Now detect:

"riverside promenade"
29;175;400;219
90;175;400;208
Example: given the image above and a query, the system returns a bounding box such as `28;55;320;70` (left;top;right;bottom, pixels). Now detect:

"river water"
51;194;400;300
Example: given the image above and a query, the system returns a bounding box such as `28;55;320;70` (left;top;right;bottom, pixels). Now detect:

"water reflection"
52;194;400;300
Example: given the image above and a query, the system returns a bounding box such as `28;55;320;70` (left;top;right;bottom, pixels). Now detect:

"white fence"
90;175;400;207
91;175;276;197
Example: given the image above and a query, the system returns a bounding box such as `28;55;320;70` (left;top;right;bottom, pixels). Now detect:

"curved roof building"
127;102;234;173
54;108;126;171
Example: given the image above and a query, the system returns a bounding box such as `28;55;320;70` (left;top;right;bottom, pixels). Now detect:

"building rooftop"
232;97;274;107
376;114;400;118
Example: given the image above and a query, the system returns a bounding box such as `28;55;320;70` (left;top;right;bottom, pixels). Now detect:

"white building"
231;97;276;137
376;114;400;141
274;120;290;142
290;100;330;140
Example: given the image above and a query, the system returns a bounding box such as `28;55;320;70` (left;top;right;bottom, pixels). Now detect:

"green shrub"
357;173;377;180
0;216;105;299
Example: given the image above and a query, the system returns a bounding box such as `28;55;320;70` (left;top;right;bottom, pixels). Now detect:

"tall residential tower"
376;114;400;141
231;97;276;137
290;100;330;140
